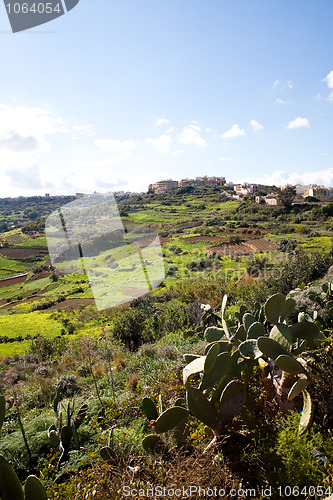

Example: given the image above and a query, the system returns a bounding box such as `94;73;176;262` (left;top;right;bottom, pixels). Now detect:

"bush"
54;374;81;398
30;335;68;362
112;308;146;350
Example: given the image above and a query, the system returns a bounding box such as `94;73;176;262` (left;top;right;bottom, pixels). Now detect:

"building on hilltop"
149;179;179;194
178;175;226;188
303;185;333;201
234;183;253;196
149;175;226;193
265;194;281;206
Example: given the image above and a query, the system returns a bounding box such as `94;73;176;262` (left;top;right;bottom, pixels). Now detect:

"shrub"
54;374;81;398
112;308;146;350
30;335;68;362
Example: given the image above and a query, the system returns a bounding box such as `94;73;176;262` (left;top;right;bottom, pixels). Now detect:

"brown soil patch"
206;238;278;256
0;248;47;258
48;298;95;311
0;274;28;288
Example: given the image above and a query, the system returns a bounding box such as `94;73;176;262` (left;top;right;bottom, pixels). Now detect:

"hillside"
0;188;333;499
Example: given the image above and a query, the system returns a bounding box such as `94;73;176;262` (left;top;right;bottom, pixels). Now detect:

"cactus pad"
257;336;289;360
187;387;218;431
264;293;286;324
204;327;224;342
154;407;189;434
299;390;314;434
0;454;24;500
238;339;262;359
275;354;306;375
142;397;158;421
24;475;48;500
219;380;247;426
142;434;161;452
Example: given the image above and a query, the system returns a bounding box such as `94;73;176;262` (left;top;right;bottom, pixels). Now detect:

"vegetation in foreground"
1;188;333;498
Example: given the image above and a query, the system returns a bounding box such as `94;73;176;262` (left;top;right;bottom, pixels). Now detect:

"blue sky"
0;0;333;196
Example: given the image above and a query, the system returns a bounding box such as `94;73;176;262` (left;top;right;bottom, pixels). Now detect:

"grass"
15;236;48;248
0;311;62;340
0;256;28;278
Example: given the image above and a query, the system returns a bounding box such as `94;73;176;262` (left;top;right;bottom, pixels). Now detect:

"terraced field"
207;238;279;256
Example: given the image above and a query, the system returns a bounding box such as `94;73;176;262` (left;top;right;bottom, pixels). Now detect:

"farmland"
1;188;333;499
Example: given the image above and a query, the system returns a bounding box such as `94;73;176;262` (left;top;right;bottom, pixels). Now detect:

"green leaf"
100;446;117;464
183;356;205;388
187;388;218;431
204;341;231;355
291;321;320;341
288;378;310;401
219;380;247;426
235;325;246;342
24;475;48;500
299;390;314;435
142;434;161;452
243;313;256;332
270;323;293;351
183;353;201;364
0;455;24;500
142;397;158;421
275;354;306;375
238;339;262;360
204;343;220;374
257;336;289;360
280;297;296;322
264;293;286;324
48;429;60;448
154;407;189;434
204;327;224;342
60;425;72;451
247;322;265;340
200;353;231;392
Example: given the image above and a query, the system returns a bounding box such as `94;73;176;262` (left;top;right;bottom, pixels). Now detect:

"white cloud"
205;127;217;133
0;104;66;154
323;70;333;89
285;117;310;129
155;118;169;126
188;124;201;132
251;168;333;188
179;126;207;147
72;124;95;137
166;127;175;134
146;134;172;154
221;124;245;140
6;164;43;190
172;150;184;156
250;120;263;131
218;156;233;162
73;155;130;168
94;138;137;152
0;131;39;152
272;80;293;90
275;98;286;105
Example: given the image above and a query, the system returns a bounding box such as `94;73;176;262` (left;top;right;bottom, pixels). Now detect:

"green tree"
278;185;296;210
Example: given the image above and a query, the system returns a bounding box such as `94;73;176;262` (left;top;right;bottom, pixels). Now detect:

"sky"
0;0;333;197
